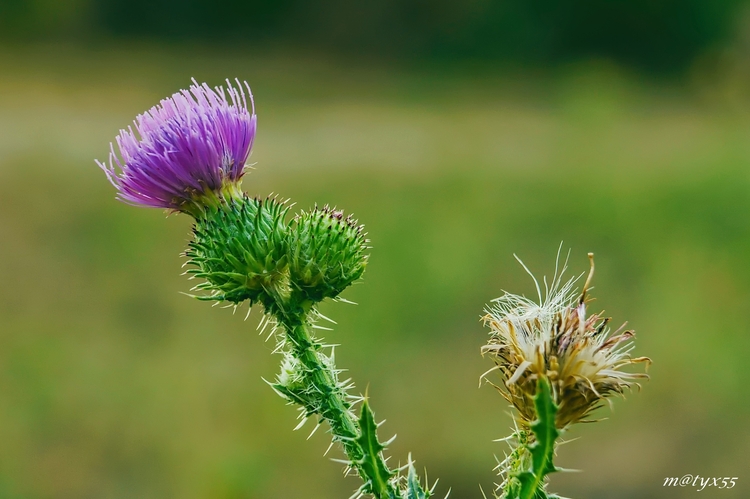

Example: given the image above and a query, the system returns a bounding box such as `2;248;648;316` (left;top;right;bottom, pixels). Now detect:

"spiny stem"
500;378;559;499
286;320;364;465
268;293;403;499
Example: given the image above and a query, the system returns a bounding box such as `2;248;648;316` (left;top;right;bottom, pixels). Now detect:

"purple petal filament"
98;79;256;211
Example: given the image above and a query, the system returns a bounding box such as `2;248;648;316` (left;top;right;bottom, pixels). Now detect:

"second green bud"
288;206;368;302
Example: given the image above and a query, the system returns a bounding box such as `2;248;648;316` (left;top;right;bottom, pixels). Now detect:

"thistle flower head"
482;252;650;429
97;79;256;216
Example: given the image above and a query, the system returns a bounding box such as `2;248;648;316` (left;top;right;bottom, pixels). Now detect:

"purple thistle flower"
98;79;256;215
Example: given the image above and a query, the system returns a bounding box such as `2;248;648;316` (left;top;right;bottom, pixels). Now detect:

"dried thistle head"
482;251;650;429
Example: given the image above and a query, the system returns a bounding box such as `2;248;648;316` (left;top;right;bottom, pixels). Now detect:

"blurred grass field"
1;45;749;499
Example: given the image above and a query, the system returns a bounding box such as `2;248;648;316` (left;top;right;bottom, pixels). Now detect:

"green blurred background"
2;2;750;498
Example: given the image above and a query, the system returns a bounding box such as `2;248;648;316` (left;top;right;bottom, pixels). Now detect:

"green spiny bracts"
288;205;368;303
177;180;246;219
185;195;290;304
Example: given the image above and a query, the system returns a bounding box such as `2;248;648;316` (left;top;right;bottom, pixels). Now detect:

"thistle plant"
97;79;435;499
97;78;650;499
481;252;651;499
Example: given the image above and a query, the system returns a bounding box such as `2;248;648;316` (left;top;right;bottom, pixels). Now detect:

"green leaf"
356;399;396;498
516;376;560;499
405;461;431;499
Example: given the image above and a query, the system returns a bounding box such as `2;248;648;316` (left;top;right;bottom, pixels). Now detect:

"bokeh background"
2;1;750;498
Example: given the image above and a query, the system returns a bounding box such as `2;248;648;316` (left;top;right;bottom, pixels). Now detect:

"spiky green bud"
185;196;289;304
271;353;319;412
288;206;368;302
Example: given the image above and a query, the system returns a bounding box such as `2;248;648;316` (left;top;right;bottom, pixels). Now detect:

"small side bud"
185;196;289;304
271;353;317;411
288;206;368;302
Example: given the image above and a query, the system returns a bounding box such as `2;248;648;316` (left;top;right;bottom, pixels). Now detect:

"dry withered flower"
482;252;650;429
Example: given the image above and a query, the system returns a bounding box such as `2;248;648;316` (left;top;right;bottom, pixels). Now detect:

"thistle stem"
499;378;559;499
267;293;402;499
286;320;364;462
